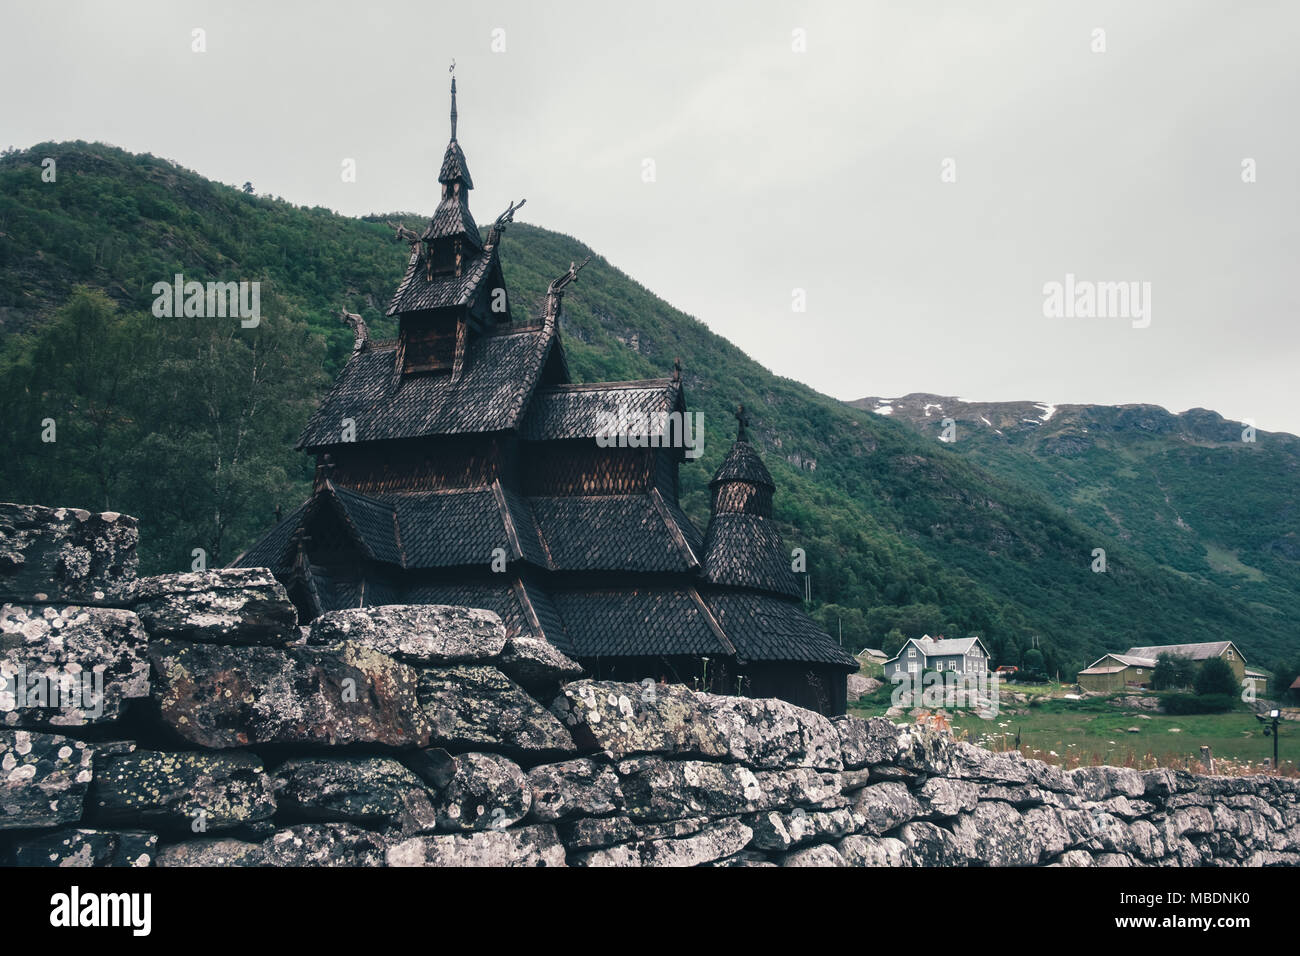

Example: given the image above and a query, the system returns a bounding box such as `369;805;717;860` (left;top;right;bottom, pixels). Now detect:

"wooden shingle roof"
710;440;774;489
700;512;800;598
297;321;557;448
520;379;683;441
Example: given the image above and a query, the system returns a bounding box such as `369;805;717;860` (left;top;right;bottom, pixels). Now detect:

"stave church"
234;75;856;714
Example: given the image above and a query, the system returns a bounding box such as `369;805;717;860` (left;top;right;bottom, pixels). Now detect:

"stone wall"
2;502;1298;867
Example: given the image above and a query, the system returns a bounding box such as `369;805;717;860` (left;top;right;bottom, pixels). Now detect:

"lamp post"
1255;709;1282;772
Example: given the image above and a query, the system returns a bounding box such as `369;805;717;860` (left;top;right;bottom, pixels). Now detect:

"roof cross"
735;404;750;442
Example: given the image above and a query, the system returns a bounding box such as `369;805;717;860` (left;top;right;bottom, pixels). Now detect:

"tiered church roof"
233;73;855;713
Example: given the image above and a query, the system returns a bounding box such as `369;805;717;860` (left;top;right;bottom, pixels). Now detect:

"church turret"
700;406;800;598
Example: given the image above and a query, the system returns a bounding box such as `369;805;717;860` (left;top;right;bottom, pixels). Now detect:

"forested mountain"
2;142;1296;677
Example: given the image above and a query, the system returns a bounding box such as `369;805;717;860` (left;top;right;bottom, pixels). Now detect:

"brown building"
233;76;856;714
1077;640;1250;694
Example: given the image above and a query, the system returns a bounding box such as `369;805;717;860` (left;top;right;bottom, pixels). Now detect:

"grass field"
848;682;1298;773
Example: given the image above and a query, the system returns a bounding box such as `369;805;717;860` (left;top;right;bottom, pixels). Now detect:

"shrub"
1164;693;1236;715
1195;657;1239;697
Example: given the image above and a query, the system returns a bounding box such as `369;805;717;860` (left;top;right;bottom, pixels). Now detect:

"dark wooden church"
234;76;856;714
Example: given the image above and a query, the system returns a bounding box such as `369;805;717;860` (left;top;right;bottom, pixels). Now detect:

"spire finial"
735;404;751;442
449;60;458;140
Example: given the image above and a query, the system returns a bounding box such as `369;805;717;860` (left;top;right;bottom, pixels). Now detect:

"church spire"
449;64;458;141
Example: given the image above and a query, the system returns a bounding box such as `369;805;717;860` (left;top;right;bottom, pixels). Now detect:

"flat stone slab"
132;569;297;645
387;824;566;867
0;504;137;606
1;603;149;727
0;730;94;829
148;638;431;749
9;828;157;867
309;604;506;664
87;749;276;834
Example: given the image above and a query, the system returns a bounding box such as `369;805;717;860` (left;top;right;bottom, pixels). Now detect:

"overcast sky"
4;1;1297;433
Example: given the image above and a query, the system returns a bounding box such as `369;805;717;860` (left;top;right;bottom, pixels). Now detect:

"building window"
949;661;957;671
908;662;918;674
908;648;916;658
1226;649;1234;660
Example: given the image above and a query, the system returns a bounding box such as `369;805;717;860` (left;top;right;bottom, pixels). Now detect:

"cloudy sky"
4;1;1297;432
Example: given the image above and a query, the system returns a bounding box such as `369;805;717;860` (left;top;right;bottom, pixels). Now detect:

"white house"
883;635;991;681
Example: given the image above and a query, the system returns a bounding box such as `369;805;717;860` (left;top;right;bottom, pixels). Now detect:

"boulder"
846;674;881;701
0;504;137;606
526;757;622;822
87;749;276;833
1;604;150;726
10;829;157;867
0;730;93;829
699;694;843;770
131;569;297;645
419;665;574;756
430;752;531;832
148;638;430;749
272;756;434;829
551;680;727;760
387;824;566;867
309;604;506;664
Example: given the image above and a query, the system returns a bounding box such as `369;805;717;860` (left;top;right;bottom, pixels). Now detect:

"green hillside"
2;142;1295;678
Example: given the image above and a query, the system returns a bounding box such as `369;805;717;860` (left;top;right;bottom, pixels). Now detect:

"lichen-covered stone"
951;801;1040;866
309;604;506;664
259;823;388;866
0;730;93;829
0;504;137;606
551;680;727;759
916;777;980;818
148;638;430;749
497;633;583;686
838;834;912;866
387;824;566;866
638;817;755;867
431;752;531;832
778;843;847;867
853;781;922;835
272;756;433;828
527;757;622;822
10;828;156;867
897;821;968;866
616;756;840;822
834;715;902;769
746;807;859;851
1;604;149;726
155;837;265;867
131;568;297;645
87;749;276;833
699;694;842;770
419;665;573;756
